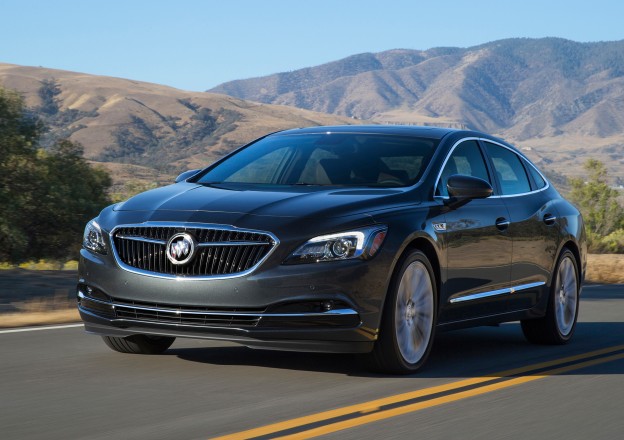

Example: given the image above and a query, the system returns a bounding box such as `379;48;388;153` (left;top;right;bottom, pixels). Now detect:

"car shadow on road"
169;321;624;378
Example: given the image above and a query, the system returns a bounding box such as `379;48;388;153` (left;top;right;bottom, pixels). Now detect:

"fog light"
321;300;334;312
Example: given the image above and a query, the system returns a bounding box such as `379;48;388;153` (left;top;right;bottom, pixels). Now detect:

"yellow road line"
211;345;624;440
274;353;624;439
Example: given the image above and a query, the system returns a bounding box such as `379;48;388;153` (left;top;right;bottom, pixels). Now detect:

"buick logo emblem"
166;233;197;265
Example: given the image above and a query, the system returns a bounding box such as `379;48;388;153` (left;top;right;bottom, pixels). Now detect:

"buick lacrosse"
78;125;586;373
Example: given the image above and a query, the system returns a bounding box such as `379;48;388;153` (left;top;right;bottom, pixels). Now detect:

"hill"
0;63;357;194
210;38;624;184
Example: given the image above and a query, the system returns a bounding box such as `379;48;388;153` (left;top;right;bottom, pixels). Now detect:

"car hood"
113;182;413;220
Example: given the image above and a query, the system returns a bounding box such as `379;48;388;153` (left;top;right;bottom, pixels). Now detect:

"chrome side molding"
449;281;546;304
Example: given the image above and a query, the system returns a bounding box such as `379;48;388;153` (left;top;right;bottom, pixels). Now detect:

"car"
78;125;586;374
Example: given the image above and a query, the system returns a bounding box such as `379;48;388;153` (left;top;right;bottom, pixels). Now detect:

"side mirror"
447;174;493;199
175;169;200;183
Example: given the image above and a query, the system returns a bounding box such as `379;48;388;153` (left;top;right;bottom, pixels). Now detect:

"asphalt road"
1;284;623;440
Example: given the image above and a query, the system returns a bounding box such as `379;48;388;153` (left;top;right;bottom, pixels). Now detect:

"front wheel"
521;249;580;345
102;335;176;354
370;250;437;374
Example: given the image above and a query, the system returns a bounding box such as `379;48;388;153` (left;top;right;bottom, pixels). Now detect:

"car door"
483;141;560;312
434;139;513;324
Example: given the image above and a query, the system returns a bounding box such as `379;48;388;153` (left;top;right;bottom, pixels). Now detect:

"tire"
101;334;176;354
370;250;437;374
521;249;580;345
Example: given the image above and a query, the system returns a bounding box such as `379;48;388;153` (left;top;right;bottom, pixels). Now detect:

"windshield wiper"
291;182;338;186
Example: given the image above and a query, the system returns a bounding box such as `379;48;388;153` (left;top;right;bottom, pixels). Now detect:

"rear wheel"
102;335;176;354
371;250;436;374
521;249;579;344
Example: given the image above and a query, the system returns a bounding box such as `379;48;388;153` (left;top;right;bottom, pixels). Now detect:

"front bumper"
77;246;389;353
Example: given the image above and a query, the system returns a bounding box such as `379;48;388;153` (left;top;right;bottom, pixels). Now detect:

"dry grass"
586;254;624;284
1;293;79;328
0;309;80;328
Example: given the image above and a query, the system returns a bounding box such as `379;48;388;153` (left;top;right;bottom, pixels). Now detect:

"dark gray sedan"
78;125;586;374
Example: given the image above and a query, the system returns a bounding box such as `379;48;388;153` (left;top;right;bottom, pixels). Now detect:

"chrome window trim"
78;291;357;318
433;137;482;200
449;281;546;304
433;137;550;200
479;139;551;198
108;222;280;281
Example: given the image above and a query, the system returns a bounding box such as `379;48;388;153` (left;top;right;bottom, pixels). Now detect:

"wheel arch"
382;235;442;313
403;237;441;299
561;240;583;283
553;240;584;287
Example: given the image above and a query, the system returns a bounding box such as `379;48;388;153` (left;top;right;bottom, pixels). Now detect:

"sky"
1;0;623;91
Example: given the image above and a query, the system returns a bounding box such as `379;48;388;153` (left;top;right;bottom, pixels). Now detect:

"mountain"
210;38;624;184
0;63;357;194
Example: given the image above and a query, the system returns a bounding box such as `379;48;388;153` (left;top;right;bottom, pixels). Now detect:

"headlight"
83;219;107;254
284;226;387;264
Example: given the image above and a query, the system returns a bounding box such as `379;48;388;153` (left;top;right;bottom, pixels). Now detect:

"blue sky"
1;0;623;91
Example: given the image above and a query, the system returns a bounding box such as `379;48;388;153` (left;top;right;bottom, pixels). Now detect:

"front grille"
111;225;276;277
111;298;264;327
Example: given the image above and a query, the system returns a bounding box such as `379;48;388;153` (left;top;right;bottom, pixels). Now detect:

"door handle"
495;217;510;231
543;213;557;226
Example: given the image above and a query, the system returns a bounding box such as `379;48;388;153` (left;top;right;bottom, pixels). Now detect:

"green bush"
0;87;112;264
588;230;624;254
569;159;624;253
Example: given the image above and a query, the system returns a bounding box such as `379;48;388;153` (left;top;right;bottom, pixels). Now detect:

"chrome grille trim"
115;234;166;245
78;291;358;329
109;222;279;280
197;241;271;247
114;301;358;318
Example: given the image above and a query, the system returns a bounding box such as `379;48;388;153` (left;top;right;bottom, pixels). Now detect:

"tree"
569;159;624;252
569;159;623;236
0;86;112;263
0;88;42;261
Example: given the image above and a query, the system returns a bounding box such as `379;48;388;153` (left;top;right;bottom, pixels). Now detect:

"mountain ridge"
209;38;624;184
1;36;623;192
0;62;358;193
210;38;624;138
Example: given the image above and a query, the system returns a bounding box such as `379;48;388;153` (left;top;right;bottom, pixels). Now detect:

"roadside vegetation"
568;159;624;253
0;86;112;264
1;293;79;328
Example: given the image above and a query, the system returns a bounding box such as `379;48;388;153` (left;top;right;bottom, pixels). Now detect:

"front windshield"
196;132;438;187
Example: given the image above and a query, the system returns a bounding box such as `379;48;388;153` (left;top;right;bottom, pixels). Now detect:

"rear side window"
525;160;547;189
484;142;531;195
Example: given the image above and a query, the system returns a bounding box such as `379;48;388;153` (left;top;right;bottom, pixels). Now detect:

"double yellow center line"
213;344;624;439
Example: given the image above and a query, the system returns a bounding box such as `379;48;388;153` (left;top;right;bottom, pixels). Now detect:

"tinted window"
526;160;547;189
225;146;296;183
197;133;438;187
436;140;490;197
485;142;531;195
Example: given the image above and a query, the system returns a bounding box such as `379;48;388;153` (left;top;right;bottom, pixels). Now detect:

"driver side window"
436;140;491;197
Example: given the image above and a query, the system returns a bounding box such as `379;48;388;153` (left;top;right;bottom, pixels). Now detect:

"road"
1;284;623;440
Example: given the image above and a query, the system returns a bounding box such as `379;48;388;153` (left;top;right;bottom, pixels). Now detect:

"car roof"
272;125;461;140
